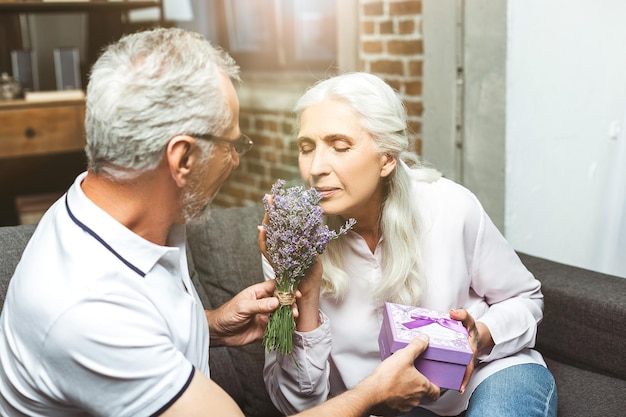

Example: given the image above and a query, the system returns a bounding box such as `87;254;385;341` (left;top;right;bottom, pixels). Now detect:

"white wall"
424;0;626;278
505;0;626;277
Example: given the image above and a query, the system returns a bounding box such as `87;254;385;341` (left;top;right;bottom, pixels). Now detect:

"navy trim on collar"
65;194;146;277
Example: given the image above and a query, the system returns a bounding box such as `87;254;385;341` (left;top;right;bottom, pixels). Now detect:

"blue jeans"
403;364;558;417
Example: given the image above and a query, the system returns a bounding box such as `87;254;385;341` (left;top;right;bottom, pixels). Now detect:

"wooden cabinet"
0;99;85;158
0;97;87;226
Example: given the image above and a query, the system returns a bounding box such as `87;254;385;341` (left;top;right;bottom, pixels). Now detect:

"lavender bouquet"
262;179;355;355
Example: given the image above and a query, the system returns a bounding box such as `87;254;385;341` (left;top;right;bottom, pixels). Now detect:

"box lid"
382;302;473;365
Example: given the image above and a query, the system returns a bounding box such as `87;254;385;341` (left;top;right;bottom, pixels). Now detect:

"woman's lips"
314;187;338;198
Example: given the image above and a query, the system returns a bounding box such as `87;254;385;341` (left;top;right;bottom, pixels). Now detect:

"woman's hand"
449;309;494;393
293;257;323;332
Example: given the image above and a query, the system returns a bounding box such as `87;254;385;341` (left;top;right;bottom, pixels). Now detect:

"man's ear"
380;153;397;178
166;135;196;188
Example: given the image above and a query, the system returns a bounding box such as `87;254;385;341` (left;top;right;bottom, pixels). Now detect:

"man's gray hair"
85;27;240;179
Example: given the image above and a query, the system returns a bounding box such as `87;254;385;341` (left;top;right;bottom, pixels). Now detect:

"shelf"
0;96;85;110
0;1;160;13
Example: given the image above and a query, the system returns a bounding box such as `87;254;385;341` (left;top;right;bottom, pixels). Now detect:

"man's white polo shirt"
0;172;210;417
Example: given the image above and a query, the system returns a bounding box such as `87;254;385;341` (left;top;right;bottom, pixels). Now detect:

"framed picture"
11;49;39;93
53;47;81;91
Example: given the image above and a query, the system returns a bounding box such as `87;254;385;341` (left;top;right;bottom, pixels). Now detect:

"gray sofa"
1;204;625;417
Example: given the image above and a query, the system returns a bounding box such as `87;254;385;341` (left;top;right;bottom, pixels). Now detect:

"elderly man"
0;28;438;416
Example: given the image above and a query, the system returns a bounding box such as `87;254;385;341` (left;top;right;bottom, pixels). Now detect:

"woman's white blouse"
262;177;546;416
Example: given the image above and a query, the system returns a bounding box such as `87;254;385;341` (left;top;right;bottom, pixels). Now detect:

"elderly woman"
262;72;557;417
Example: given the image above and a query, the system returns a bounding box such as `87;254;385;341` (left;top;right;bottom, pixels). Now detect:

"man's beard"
183;194;213;225
181;168;215;225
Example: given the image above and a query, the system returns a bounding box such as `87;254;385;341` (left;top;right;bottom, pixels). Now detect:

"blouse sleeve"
466;197;544;362
261;256;333;414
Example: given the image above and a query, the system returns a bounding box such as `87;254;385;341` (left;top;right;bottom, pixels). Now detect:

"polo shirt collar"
66;172;183;277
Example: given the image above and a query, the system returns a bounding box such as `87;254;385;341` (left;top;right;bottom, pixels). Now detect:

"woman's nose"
309;149;330;176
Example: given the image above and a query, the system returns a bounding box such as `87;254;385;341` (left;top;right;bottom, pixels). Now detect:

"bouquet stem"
263;302;296;355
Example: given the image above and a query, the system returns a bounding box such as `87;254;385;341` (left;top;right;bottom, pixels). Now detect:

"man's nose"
230;147;240;168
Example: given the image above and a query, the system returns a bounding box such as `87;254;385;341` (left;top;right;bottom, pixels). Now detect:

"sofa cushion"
186;205;282;417
520;253;626;380
545;357;626;417
186;205;266;307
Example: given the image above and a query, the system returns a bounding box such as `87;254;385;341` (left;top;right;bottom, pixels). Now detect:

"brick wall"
360;0;424;155
213;0;424;208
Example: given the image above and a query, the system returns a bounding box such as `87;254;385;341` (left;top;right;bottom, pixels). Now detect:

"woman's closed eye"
299;144;314;155
330;138;351;153
298;136;352;154
332;144;350;153
298;137;315;154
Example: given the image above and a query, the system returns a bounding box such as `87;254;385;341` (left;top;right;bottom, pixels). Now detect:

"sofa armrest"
518;253;626;380
0;224;37;311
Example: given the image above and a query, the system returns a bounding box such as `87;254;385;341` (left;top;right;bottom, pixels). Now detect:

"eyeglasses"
190;133;254;156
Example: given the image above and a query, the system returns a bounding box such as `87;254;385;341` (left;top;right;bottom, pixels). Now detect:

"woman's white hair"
85;27;240;180
295;72;441;305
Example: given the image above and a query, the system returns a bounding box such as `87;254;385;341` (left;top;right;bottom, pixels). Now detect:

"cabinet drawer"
0;103;85;158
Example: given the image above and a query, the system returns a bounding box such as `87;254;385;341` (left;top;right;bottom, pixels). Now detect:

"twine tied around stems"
274;290;296;306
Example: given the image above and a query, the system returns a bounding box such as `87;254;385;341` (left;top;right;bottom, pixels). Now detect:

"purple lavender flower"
262;179;355;354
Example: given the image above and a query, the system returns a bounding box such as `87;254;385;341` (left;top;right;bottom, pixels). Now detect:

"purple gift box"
378;302;473;391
